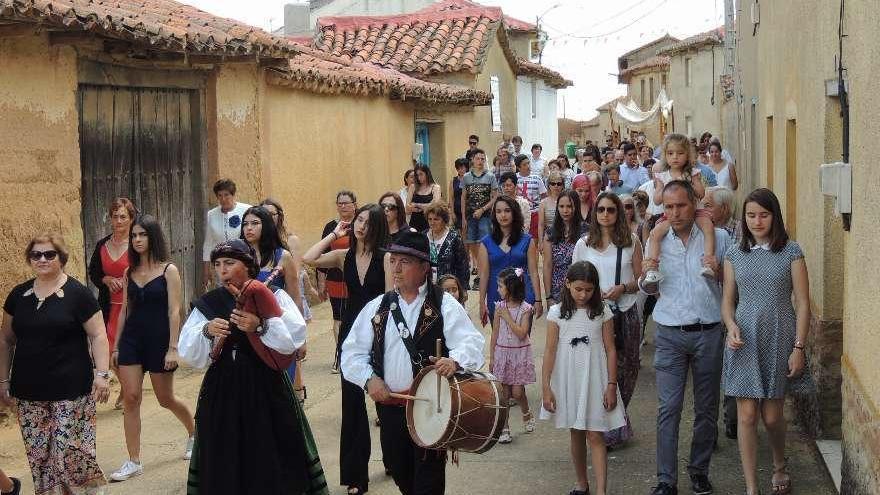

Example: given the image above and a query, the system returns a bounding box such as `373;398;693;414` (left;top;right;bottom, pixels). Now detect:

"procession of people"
0;130;813;495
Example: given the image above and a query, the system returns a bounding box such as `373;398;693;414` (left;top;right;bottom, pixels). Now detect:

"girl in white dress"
541;261;626;495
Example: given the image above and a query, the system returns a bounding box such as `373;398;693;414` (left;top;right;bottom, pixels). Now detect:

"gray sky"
183;0;723;120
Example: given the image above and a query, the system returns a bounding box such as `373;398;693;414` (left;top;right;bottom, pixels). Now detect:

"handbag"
611;246;625;351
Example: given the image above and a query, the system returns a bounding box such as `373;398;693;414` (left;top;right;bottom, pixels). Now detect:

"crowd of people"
0;130;812;495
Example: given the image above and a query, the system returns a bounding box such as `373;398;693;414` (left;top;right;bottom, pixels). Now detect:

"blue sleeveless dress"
256;247;298;379
481;233;535;320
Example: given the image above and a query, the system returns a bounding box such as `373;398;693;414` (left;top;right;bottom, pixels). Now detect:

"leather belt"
668;322;721;332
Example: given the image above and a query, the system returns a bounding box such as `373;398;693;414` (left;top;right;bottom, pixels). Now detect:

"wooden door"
78;84;203;306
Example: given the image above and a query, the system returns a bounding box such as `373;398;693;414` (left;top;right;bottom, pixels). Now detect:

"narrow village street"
0;295;836;495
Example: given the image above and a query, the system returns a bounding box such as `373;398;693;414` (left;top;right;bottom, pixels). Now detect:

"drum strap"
388;292;429;372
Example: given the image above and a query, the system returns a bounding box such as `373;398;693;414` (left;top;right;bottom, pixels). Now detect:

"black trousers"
376;404;446;495
340;377;371;490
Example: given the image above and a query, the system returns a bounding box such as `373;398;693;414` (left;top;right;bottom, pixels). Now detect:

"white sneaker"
498;429;512;444
700;265;716;279
183;435;195;460
110;460;143;482
644;270;664;284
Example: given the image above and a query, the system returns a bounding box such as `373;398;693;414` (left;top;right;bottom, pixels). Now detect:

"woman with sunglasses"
379;192;410;243
538;171;565;244
1;233;110;494
573;192;644;449
110;215;195;482
620;194;642;238
321;191;357;373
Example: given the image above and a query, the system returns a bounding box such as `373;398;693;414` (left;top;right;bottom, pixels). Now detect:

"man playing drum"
341;231;485;495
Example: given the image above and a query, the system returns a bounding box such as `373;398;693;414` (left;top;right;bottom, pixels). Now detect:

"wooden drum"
405;366;508;454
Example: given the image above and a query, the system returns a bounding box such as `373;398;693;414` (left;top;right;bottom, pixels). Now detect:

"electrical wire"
551;0;670;40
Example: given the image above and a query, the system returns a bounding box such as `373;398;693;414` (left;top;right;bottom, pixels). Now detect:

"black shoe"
725;422;738;439
650;483;677;495
2;478;21;495
690;474;713;495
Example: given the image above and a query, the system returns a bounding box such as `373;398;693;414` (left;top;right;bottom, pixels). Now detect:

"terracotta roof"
657;26;724;56
314;7;503;74
618;34;678;60
0;0;297;57
418;0;536;32
268;51;493;106
310;0;569;87
515;58;572;88
619;55;670;80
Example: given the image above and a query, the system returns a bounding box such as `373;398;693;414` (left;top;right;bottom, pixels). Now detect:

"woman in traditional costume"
179;239;327;495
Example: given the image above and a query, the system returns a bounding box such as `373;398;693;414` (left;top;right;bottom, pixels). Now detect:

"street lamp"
536;3;562;64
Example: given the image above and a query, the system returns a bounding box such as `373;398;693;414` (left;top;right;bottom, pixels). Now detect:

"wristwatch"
95;370;111;380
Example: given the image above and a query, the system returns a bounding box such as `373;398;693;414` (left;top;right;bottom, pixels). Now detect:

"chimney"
284;3;312;36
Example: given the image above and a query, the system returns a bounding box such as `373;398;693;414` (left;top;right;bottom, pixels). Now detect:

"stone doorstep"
816;439;842;493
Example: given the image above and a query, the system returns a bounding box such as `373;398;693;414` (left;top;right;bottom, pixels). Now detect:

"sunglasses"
596;206;617;214
624;204;634;209
548;181;563;186
29;250;58;262
336;201;354;207
469;141;478;145
381;203;398;211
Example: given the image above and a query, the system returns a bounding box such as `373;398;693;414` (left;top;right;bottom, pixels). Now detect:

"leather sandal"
293;386;307;404
771;457;792;494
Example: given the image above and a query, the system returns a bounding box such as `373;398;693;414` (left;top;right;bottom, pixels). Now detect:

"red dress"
100;244;128;350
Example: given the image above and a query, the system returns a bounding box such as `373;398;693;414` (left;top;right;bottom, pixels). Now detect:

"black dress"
338;248;385;491
187;288;327;495
117;264;173;373
408;189;434;232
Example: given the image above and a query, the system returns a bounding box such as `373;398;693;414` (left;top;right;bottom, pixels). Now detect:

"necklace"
28;273;67;310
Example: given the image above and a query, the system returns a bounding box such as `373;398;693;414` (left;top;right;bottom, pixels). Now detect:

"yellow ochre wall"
264;85;416;247
209;63;266;207
736;0;878;492
0;34;84;295
668;46;725;142
840;2;880;492
475;32;518;150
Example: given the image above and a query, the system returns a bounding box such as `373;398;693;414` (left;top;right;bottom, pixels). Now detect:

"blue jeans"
465;215;491;244
654;323;724;486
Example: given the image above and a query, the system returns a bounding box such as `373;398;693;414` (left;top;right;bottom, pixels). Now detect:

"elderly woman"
705;186;741;241
179;239;325;495
1;233;110;495
424;202;470;290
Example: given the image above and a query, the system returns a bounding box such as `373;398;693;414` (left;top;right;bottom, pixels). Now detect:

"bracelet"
0;378;9;384
793;345;805;351
201;322;213;340
608;381;617;386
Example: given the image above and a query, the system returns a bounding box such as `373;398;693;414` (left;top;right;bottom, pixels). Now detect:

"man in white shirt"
341;231;485;495
529;143;546;179
639;180;731;495
202;179;251;289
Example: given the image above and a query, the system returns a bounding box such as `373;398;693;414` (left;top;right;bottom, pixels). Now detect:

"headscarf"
210;239;259;278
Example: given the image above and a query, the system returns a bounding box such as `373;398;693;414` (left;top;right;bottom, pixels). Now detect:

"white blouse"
572;234;640;312
341;284;485;393
178;289;306;369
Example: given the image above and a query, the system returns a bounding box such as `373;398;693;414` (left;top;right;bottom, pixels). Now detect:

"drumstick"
389;392;430;402
436;338;442;413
